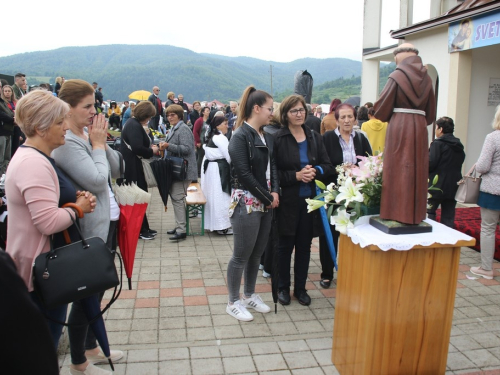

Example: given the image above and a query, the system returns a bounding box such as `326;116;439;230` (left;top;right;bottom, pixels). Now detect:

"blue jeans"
30;292;68;349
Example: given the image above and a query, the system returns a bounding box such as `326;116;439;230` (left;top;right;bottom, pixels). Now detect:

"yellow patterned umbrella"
128;90;151;101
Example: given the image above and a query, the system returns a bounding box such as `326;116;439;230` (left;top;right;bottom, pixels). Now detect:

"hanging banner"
448;11;500;53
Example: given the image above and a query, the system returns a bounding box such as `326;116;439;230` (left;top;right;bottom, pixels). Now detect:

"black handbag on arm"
33;213;121;310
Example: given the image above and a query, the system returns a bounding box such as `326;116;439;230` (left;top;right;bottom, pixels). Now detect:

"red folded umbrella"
114;184;151;290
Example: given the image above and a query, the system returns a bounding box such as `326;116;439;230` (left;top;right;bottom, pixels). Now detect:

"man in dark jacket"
304;104;321;133
147;86;163;131
427;116;465;228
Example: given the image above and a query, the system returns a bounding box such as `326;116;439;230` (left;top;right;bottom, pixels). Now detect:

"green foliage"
0;45;362;103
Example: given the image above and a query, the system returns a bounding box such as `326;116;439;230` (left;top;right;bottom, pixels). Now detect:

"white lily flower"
331;208;354;235
305;198;325;213
335;178;365;207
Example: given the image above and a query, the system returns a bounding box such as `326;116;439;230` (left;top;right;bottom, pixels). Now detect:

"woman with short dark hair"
120;100;160;240
274;94;333;306
427;116;465;227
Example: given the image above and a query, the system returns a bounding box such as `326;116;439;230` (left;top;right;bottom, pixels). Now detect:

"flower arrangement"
151;129;166;138
306;153;384;234
306;153;440;234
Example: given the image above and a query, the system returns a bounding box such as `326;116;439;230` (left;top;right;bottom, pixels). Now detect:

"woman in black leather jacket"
274;95;334;306
225;86;279;322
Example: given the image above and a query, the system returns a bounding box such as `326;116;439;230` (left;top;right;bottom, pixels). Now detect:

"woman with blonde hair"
6;90;95;350
225;86;279;321
470;105;500;279
0;85;17;173
54;76;63;96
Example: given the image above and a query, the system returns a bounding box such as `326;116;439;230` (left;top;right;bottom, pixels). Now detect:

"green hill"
0;44;362;103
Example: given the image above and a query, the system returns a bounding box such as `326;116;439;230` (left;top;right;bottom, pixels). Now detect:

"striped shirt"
334;128;357;164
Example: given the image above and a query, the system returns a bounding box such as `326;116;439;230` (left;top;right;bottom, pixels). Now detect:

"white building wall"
464;45;500;172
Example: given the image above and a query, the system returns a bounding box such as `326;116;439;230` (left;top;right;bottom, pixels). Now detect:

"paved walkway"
56;191;500;374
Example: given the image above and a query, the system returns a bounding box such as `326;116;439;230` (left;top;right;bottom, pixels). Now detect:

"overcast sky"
3;0;410;62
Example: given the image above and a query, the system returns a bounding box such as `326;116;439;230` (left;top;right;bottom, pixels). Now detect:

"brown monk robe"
374;44;436;224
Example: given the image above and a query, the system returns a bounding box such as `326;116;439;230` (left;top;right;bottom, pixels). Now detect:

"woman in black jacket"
275;95;334;306
320;103;372;288
225;86;279;322
427;116;465;227
120;101;160;240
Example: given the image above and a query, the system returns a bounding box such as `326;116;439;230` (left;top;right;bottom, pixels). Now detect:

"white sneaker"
242;293;271;313
226;300;254;321
87;349;124;365
262;270;271;278
69;363;112;375
226;227;233;235
259;264;264;270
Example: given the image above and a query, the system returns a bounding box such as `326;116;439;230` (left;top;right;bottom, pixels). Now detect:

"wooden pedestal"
332;235;476;375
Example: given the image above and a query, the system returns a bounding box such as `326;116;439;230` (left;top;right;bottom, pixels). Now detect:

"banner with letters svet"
448;10;500;53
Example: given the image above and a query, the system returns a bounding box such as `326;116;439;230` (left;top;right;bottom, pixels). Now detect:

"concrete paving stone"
449;343;458;353
181;272;203;279
249;341;281;355
312;307;336;319
160;296;184;307
212;314;240;327
160;269;181;278
161;259;180;265
223;356;257;373
187;327;217;341
451;325;467;336
159;347;190;361
277;339;310;353
283;351;319;369
127;349;159;363
106;331;130;345
129;329;158;344
312;348;333;366
457;322;490;334
219;343;251;358
160;306;185;317
287;309;318;321
481;305;500;316
464;295;496;306
134;307;159;319
253;354;288;372
125;362;158;375
186;315;213;328
268;321;299;336
458;306;491;319
456;288;479;297
136;289;160;298
159;316;186;330
104;319;132;332
208;294;229;304
159;328;187;343
265;311;292;324
291;367;325;375
259;371;291;375
110;299;136;309
160;279;183;287
185;305;211;316
138;273;161;281
242;323;273;338
190;345;220;359
450;335;483;351
471;332;500;348
454;310;470;320
320;319;335;331
204;278;228;286
307;337;334;350
131;318;158;331
191;357;224;375
294;320;326;334
139;266;161;274
464;348;500;367
470;286;498;296
447;352;478;371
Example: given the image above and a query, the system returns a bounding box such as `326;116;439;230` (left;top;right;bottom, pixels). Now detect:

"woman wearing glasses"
274;95;333;306
225;86;279;321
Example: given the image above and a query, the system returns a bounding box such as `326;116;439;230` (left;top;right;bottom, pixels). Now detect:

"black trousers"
319;224;339;281
427;198;456;228
278;199;313;293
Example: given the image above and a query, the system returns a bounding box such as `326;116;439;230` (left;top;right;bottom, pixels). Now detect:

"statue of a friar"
374;43;437;225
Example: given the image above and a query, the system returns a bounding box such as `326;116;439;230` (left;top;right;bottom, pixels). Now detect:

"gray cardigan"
476;130;500;196
52;130;122;241
165;121;197;181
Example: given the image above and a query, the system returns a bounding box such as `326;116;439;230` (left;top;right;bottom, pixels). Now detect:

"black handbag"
164;154;188;180
33;215;120;310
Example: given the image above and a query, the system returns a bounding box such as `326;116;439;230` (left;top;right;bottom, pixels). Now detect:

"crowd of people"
2;66;500;374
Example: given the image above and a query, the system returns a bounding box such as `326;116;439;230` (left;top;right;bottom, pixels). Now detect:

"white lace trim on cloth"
346;215;474;251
